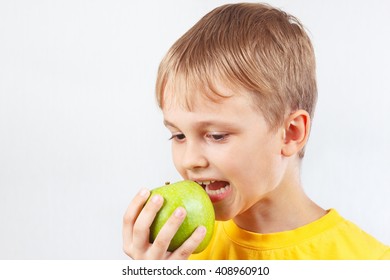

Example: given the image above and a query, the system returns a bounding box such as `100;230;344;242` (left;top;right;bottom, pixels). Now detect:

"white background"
0;0;389;259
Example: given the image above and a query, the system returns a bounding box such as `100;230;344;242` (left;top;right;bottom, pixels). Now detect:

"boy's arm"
122;188;206;260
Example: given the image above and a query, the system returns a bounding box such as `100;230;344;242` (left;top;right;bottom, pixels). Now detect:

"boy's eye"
169;133;186;141
206;133;228;141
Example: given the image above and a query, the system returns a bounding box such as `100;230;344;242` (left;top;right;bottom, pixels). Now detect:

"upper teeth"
197;180;215;187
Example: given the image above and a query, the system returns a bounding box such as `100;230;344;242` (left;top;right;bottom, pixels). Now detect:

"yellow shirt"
190;209;390;260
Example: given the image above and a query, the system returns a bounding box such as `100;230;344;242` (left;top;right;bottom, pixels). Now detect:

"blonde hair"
156;3;317;157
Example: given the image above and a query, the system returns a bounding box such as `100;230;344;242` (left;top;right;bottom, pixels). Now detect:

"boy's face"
162;85;288;221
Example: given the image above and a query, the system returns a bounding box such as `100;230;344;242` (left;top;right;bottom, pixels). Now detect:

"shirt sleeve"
379;247;390;260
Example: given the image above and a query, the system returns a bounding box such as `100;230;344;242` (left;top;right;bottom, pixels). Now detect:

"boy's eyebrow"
163;119;239;130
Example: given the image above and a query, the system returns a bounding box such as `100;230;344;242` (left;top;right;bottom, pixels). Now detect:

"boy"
122;3;390;259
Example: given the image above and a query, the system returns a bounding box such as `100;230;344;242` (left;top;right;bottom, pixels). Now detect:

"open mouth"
196;180;231;202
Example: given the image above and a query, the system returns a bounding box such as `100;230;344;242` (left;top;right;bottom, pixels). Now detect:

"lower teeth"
206;185;230;195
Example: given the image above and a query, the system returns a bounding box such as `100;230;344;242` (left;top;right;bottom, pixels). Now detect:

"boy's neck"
233;175;326;234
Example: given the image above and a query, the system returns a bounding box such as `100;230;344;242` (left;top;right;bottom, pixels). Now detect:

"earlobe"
281;110;310;157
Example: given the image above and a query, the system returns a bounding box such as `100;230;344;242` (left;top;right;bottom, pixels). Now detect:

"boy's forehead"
162;79;251;111
162;86;258;120
162;87;271;134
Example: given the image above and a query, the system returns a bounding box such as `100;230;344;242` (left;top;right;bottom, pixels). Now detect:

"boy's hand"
122;188;207;260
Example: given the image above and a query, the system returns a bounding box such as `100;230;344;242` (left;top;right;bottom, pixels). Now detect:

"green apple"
148;180;215;253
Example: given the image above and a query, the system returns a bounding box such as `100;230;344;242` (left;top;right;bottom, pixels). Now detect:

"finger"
131;194;164;252
169;226;207;260
122;188;150;255
150;207;187;255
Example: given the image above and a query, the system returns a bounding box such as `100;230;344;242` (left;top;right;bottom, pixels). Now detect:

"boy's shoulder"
333;211;390;259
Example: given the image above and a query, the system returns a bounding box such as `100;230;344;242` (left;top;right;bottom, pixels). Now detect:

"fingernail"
196;226;206;235
139;189;149;197
151;194;162;204
174;207;185;218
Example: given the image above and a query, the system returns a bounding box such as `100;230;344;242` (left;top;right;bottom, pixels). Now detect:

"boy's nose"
181;143;209;171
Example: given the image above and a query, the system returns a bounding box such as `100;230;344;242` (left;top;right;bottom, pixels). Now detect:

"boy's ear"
281;110;311;157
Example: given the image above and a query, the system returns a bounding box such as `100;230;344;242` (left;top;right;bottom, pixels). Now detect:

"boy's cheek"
171;153;186;177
